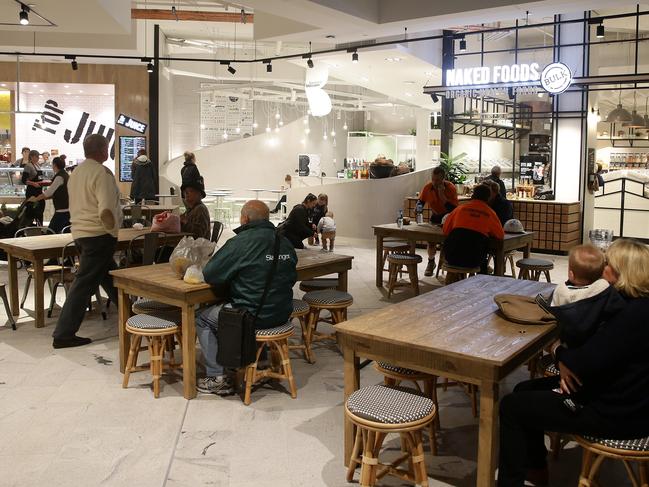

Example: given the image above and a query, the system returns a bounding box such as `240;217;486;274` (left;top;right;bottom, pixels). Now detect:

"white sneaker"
197;376;234;396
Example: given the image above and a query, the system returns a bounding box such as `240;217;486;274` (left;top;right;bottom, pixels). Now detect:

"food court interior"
1;1;648;486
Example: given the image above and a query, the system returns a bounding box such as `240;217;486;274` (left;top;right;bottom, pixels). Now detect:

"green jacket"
203;219;298;328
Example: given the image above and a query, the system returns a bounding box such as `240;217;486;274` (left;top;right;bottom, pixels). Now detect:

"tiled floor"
0;235;632;486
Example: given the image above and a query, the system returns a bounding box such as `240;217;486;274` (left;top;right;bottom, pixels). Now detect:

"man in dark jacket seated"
195;200;298;395
484;180;513;225
279;193;318;249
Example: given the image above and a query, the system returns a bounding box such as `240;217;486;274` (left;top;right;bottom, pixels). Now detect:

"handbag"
216;231;281;368
151;211;181;233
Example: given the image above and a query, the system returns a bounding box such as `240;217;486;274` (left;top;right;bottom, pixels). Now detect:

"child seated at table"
317;211;336;252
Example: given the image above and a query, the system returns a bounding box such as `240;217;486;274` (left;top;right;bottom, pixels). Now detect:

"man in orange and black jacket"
442;184;504;272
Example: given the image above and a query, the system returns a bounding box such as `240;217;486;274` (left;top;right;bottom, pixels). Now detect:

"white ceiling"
0;82;115;96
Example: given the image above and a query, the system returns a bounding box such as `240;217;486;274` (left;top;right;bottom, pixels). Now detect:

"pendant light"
624;92;645;128
606;88;632;123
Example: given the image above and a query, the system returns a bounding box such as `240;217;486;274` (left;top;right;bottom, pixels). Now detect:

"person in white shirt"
317;211;336;252
52;134;122;349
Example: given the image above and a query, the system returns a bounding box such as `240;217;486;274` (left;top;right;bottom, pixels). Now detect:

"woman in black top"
22;150;46;225
180;151;203;199
279;193;318;249
29;157;70;233
130;149;157;203
497;238;649;487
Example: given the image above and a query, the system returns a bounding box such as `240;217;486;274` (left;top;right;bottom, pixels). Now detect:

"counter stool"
122;314;182;398
345;385;437;487
299;278;339;293
381;240;411;272
303;290;353;350
575;435;649;487
386;254;422;298
516;258;554;282
374;362;439;454
288;299;313;363
243;323;297;405
1;283;16;330
442;264;481;285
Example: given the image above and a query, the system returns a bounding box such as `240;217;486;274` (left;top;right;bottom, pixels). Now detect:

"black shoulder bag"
216;231;281;368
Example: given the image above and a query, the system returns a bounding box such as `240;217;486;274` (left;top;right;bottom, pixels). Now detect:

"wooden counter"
404;197;581;253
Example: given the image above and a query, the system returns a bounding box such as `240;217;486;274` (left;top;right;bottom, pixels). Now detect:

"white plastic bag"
169;236;216;279
183;265;204;284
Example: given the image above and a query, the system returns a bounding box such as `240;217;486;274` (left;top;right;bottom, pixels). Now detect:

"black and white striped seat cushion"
132;298;178;315
347;385;435;424
582;436;649;452
539;354;559;376
376;362;421;376
382;241;410;249
303;289;353;306
256;322;295;336
291;299;309;316
387;253;422;264
299;278;339;292
126;314;178;330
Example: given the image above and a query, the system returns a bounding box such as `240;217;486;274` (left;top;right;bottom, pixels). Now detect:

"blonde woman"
498;238;649;487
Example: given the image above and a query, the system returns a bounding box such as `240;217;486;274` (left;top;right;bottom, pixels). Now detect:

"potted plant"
438;152;468;189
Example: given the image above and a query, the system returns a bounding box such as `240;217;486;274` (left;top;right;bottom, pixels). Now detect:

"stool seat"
382;241;410;250
347;385;435;425
376;361;422;376
126;314;178;330
581;436;649;452
516;258;554;270
303;289;353;305
132;298;178;315
291;299;309;316
443;264;481;273
256;322;294;336
299;278;339;292
387;253;423;264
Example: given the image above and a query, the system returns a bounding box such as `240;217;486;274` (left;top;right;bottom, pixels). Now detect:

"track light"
266;63;272;73
508;87;515;100
241;8;246;24
19;5;29;25
307;57;314;69
596;23;605;39
147;62;154;73
227;64;236;75
71;59;78;71
352;51;359;63
459;36;467;52
430;93;439;103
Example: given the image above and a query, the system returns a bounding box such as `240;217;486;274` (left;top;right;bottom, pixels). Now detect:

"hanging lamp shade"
625;109;646;128
606;104;632;123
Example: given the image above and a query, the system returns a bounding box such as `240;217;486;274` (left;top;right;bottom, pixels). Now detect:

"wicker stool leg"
412;430;429;487
639;462;648;487
150;337;162;398
543;270;552;282
369;432;386;486
278;339;297;399
243;361;258;406
297;314;314;363
122;334;141;388
347;427;363;481
387;262;399;297
360;429;378;487
407;263;420;295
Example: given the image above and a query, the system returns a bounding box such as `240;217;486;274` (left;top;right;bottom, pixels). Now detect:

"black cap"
181;181;206;199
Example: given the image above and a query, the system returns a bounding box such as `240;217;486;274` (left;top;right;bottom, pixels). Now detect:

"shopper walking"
51;134;122;349
130;149;157;204
28;156;70;233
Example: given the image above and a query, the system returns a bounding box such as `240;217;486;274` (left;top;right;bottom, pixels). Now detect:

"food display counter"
403;196;581;253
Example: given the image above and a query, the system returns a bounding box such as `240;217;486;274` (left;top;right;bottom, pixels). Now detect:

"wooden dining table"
336;275;556;487
0;228;188;328
122;204;179;218
373;223;535;287
110;249;354;400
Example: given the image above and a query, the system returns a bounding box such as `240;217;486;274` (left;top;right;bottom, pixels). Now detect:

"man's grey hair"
83;134;109;157
491;165;501;176
241;200;270;222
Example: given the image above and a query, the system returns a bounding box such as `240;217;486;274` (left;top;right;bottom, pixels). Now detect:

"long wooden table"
0;228;187;328
373;223;535;287
122;204;179;219
110;249;354;400
336;275;556;487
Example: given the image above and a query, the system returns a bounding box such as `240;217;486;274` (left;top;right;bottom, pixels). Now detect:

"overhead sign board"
116;113;147;134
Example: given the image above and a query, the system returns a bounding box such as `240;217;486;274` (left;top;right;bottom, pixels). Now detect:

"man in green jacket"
196;200;298;395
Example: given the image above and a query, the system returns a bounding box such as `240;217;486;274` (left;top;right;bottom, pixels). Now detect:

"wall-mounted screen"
119;136;146;182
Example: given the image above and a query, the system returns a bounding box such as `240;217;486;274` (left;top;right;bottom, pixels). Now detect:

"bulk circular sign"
540;62;572;94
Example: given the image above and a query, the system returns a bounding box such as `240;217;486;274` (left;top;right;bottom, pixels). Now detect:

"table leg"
343;345;360;466
494;250;505;277
33;260;45;328
476;380;500;487
337;270;349;292
524;241;532;258
375;234;383;288
7;254;19;315
181;304;197;400
118;288;131;373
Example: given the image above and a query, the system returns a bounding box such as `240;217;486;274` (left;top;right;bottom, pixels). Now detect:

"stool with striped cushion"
243;323;297;405
122;314;182;398
299;278;339;293
288;299;314;363
575;435;649;487
374;362;440;454
345;385;437;487
132;298;180;318
381;240;411;272
386;253;422;298
303;290;353;353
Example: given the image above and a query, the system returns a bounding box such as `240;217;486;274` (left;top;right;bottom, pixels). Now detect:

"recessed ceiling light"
404;81;415;85
25;91;32;94
66;92;71;95
385;57;402;62
1;83;6;87
425;71;434;76
405;92;413;97
64;85;69;88
103;93;109;96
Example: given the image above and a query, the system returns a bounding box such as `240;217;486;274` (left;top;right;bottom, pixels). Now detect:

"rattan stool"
487;251;516;277
386;254;422;298
288;299;313;363
1;283;16;330
443;264;481;285
122;314;182;398
382;240;411;272
299;278;339;293
345;385;437;487
516;258;554;282
575;435;649;487
243;323;297;405
374;362;439;454
303;290;353;350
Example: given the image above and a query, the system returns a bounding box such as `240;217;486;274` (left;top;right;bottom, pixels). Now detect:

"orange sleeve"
419;183;431;204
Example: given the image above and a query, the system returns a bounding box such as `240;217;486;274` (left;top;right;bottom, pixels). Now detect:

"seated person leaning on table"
416;166;459;277
180;181;211;240
483;180;513;225
195;200;298;395
442;184;504;275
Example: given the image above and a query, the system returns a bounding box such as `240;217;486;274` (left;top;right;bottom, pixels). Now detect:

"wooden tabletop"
295;249;353;269
374;222;534;244
336;275;555;375
122;204;179;212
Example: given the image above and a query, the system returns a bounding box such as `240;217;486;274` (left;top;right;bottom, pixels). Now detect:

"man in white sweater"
52;134;122;348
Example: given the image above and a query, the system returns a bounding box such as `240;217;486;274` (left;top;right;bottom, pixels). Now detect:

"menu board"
199;85;254;146
119;136;146;182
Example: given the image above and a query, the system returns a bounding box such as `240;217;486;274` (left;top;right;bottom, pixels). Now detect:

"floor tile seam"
161;398;190;487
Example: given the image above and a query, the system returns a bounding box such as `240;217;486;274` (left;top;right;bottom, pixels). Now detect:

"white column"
416;109;432;170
